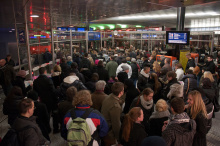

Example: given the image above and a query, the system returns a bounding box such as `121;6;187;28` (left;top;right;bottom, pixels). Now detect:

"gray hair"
95;80;106;90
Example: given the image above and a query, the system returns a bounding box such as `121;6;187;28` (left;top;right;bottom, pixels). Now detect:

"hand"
162;120;168;132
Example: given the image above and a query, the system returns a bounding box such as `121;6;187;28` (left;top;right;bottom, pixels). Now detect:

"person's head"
143;64;151;74
91;73;99;81
16;70;27;78
39;67;47;75
110;55;115;60
0;59;6;67
170;97;185;114
61;57;66;63
111;82;124;97
122;107;143;142
66;86;77;102
19;98;35;118
175;63;182;70
95;80;106;91
53;65;61;72
153;61;161;73
207;55;213;62
71;62;78;69
160;67;168;76
7;86;23;99
6;55;11;61
73;90;92;106
204;71;214;82
202;78;212;89
142;88;154;101
84;53;88;58
27;90;38;101
187;90;207;119
155;99;168;112
67;56;72;62
121;65;129;73
166;71;176;81
131;58;136;63
122;58;127;63
185;53;191;59
185;69;193;75
98;60;103;67
165;58;171;64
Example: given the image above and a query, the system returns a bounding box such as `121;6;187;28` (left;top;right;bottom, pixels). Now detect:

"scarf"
150;110;170;119
168;112;190;125
140;69;150;78
140;95;153;110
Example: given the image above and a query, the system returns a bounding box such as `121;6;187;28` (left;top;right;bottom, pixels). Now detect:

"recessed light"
11;29;15;30
30;15;39;17
9;31;12;32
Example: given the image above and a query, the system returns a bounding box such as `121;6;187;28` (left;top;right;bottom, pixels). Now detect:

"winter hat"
202;78;212;89
95;59;99;65
131;58;136;63
121;65;129;71
141;136;166;146
17;70;26;78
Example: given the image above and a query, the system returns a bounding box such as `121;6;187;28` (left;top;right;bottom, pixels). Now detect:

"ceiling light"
107;25;115;29
11;29;15;30
9;31;12;32
30;15;39;18
98;26;105;29
136;25;142;27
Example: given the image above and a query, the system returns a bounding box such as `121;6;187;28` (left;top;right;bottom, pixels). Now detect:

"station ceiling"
0;0;220;30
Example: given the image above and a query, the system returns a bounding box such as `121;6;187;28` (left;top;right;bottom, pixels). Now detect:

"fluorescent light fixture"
92;27;96;30
30;15;39;17
117;24;127;28
9;31;12;32
107;25;115;29
186;11;220;17
136;25;142;27
98;26;105;29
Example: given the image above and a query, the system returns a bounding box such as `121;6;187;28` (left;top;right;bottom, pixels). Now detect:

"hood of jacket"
51;71;61;77
63;75;79;84
140;69;150;78
182;74;195;80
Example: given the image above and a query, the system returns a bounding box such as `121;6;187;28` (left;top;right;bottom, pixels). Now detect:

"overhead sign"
88;32;101;41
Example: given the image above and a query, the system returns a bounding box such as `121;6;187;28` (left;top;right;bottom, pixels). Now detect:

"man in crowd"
106;55;118;77
185;53;195;71
101;82;124;146
162;58;172;72
162;97;196;146
79;53;91;70
137;64;152;92
116;58;132;79
5;54;15;67
204;55;216;74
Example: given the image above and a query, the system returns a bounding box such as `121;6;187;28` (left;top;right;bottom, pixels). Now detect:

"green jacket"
101;93;122;140
105;61;118;77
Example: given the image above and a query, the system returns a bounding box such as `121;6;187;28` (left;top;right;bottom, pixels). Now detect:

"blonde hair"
88;57;95;66
156;99;168;112
153;61;161;73
53;65;61;72
73;90;93;106
204;71;214;82
188;90;207;119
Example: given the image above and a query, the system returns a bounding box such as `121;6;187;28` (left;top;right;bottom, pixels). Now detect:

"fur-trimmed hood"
63;75;79;84
150;110;170;119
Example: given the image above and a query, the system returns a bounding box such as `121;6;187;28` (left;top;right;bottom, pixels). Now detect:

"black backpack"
0;126;34;146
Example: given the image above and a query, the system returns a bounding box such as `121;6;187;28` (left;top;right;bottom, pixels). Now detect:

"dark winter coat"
162;78;182;100
58;100;74;121
91;91;108;112
60;63;71;79
149;110;170;136
202;87;215;102
70;68;85;84
130;62;139;80
137;70;152;92
130;97;154;134
93;66;109;82
33;101;51;141
162;119;196;146
33;74;56;113
3;95;24;125
182;74;197;99
79;58;91;70
85;80;97;93
81;68;93;83
51;72;62;89
204;61;216;74
117;71;128;83
6;58;15;67
12;116;48;146
186;58;195;71
162;63;172;72
12;76;32;96
121;123;147;146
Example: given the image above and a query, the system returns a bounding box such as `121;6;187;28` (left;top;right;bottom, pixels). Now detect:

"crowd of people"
0;46;220;146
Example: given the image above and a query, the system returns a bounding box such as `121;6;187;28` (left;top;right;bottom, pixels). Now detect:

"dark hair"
122;58;127;63
186;69;193;74
170;97;185;114
98;60;103;66
84;53;88;57
175;63;182;69
6;86;23;100
207;55;213;59
111;55;115;60
166;58;171;64
111;82;124;96
167;71;176;79
71;62;78;69
91;73;99;81
39;67;46;75
19;98;33;114
61;57;66;63
66;86;77;102
142;88;154;96
27;90;38;101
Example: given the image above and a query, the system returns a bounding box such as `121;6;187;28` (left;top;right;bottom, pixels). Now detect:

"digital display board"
67;27;76;31
77;27;86;32
88;32;101;41
166;31;190;45
57;27;67;31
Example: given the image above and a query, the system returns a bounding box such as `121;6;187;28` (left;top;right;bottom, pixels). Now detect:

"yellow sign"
180;50;190;72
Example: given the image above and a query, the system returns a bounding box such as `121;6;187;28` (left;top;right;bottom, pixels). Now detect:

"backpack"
67;108;93;146
0;126;34;146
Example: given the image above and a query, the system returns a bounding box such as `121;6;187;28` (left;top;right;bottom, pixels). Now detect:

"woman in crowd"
149;99;170;136
121;107;147;146
186;90;208;146
130;88;154;134
150;73;162;103
51;65;62;89
3;86;24;126
153;61;161;77
175;63;184;81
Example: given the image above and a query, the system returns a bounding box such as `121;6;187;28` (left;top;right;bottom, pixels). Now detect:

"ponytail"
122;114;133;142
